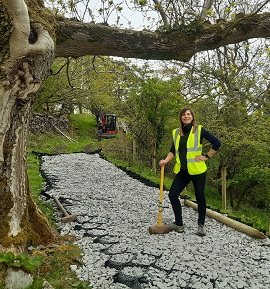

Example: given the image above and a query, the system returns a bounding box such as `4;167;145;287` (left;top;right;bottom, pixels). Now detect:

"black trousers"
169;169;206;226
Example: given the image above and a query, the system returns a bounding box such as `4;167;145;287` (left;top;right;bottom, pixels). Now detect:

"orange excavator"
96;107;117;140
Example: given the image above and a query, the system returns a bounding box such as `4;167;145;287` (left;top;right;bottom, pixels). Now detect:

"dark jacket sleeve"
169;142;175;155
201;127;221;151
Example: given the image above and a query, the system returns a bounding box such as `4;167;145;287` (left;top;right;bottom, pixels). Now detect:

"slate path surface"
41;153;270;289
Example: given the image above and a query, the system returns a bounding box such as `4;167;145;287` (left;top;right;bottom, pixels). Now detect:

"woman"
159;107;221;236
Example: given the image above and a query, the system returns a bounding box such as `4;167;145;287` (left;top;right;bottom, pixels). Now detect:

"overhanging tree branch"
55;13;270;62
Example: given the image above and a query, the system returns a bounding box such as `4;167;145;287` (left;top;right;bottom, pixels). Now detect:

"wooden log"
184;199;266;239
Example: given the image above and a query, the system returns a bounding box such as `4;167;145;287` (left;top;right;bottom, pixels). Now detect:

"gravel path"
41;153;270;289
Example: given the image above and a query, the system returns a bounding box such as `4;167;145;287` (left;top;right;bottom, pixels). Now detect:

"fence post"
133;138;136;162
119;127;126;157
221;166;227;210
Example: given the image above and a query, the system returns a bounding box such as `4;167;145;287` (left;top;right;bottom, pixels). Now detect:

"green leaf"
28;256;44;267
0;253;8;263
17;254;28;261
11;260;21;268
6;252;15;263
23;262;36;273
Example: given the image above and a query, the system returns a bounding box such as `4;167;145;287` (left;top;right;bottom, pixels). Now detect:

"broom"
148;166;171;234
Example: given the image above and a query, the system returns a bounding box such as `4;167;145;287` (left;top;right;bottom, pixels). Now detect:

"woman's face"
181;110;193;125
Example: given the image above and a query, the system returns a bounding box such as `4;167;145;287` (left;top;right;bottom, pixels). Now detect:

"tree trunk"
0;55;58;254
0;0;58;254
78;103;82;114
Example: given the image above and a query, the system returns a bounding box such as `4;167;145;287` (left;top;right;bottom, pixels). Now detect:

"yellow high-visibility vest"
172;125;207;175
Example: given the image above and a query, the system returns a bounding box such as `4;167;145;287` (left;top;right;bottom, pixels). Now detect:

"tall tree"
126;68;183;173
1;0;270;253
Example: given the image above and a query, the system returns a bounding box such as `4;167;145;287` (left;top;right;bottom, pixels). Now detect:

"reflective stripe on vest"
172;125;207;175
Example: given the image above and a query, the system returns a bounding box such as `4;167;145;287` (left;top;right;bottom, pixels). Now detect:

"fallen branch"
51;123;78;143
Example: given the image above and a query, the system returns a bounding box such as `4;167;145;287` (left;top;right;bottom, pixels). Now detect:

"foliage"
36;49;270;215
178;38;270;211
120;64;184;171
0;252;43;273
34;56;129;118
101;124;270;233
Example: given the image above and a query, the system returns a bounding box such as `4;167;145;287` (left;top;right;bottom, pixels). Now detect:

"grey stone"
41;153;270;289
5;269;33;289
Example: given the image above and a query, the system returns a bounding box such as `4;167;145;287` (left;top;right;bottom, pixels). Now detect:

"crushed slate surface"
40;153;270;289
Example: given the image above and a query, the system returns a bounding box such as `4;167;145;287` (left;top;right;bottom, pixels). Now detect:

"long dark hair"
179;107;197;136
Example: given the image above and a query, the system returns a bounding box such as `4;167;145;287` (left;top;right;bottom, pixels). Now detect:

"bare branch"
92;56;98;73
200;0;214;19
253;0;270;14
51;61;68;75
66;58;74;88
152;0;170;29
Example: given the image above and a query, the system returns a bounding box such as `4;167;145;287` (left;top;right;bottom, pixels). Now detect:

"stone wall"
29;113;69;135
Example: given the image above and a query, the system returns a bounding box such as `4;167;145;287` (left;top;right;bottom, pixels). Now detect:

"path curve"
41;153;270;289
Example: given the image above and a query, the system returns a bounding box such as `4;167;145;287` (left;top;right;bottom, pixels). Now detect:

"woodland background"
32;50;270;231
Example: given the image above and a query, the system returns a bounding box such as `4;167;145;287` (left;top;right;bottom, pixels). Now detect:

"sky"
44;1;160;33
79;0;159;30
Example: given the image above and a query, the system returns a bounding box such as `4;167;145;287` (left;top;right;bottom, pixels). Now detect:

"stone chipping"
40;153;270;289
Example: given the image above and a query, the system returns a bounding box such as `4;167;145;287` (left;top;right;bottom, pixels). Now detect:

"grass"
0;237;88;289
28;113;100;155
31;240;87;289
27;153;56;226
25;113;269;288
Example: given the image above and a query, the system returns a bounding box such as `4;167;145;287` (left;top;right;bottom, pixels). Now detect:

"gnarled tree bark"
0;0;57;254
